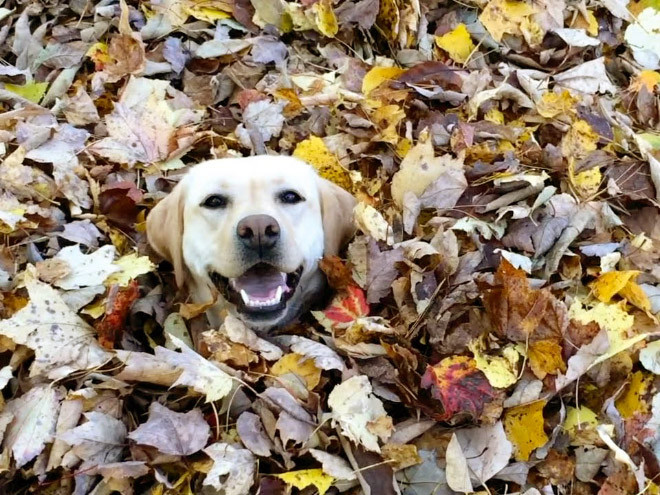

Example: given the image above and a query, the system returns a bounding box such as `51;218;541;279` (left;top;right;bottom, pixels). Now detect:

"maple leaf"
481;259;565;343
528;339;566;379
321;285;369;325
203;443;256;495
128;402;210;456
327;375;393;452
59;411;128;469
0;266;112;379
421;356;497;422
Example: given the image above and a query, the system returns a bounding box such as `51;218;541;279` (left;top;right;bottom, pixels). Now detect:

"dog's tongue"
232;265;287;299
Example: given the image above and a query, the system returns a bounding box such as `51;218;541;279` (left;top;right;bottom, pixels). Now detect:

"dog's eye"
202;194;228;209
279;190;304;204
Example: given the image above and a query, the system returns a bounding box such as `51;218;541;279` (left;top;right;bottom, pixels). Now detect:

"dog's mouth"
209;263;303;314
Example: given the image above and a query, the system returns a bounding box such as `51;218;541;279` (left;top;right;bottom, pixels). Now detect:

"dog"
146;156;357;331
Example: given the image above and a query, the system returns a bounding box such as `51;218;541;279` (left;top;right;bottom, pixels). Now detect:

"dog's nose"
237;214;280;252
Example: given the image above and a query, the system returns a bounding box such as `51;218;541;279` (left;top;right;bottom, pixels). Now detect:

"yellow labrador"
146;156;356;330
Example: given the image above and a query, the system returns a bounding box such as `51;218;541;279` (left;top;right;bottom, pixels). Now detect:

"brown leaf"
481;259;566;342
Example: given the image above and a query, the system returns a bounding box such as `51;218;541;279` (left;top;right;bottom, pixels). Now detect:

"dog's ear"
318;178;357;256
146;182;188;288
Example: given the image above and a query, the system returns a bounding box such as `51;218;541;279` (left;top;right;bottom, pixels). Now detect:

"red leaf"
323;285;369;324
421;355;496;421
95;280;139;349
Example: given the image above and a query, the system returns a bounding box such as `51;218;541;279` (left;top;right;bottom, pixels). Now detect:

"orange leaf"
421;356;496;421
319;256;355;290
322;285;369;324
528;339;566;379
95;280;139;349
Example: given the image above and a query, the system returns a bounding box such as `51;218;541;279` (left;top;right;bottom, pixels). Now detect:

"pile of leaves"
1;0;660;493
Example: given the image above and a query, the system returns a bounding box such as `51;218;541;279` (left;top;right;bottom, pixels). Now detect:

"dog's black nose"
237;214;280;253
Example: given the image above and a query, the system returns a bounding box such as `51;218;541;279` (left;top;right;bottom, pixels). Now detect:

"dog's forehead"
184;156;318;193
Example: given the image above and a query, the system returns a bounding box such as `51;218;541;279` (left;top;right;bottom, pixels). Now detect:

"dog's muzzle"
210;263;303;315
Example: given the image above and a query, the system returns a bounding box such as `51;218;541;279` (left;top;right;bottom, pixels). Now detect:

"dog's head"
146;156;356;330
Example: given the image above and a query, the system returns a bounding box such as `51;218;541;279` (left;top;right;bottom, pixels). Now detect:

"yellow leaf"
293;136;352;190
376;0;400;41
362;66;406;96
469;339;519;388
86;42;111;67
390;134;465;207
105;252;156;286
569;300;648;367
536;90;577;118
619;280;652;313
590;270;641;303
585;10;599;35
631;70;660;92
396;137;412;157
5;82;49;103
276;468;334;495
563;405;599;444
479;0;537;42
616;371;652;418
186;5;231;22
271;353;322;390
504;400;549;461
81;298;107;319
435;24;475;64
354;202;392;243
313;0;338;37
528;339;566;379
564;405;599;433
371;104;406;144
562;120;598;159
570;162;602;199
485;108;505;124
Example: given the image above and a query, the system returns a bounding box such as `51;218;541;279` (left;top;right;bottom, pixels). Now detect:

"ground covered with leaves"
1;0;660;493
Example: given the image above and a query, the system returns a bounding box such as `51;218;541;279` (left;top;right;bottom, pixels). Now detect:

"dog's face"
146;156;356;330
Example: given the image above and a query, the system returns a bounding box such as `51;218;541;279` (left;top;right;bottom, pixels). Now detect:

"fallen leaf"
2;385;62;468
391;136;465;207
53;244;119;290
288;335;346;371
504;400;549;461
0;266;112;379
105;252;155;286
640;340;660;374
469;338;519;388
293;135;352;190
435;24;475;64
455;421;513;483
95;280;140;349
310;449;357;480
445;433;473;492
237;412;274;457
528;339;566;379
59;411;127;469
421;356;497;421
203;442;256;495
327;375;393;452
271;353;322;390
321;285;369;326
157;334;234;402
128;402;210;456
362;66;407;95
615;371;652;418
276;469;334;495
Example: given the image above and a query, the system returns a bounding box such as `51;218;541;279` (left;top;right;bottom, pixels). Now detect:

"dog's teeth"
240;289;250;305
275;286;283;302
